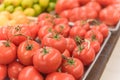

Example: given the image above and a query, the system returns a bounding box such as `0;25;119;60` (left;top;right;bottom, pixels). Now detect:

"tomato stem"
3;40;10;47
26;44;33;50
75;36;83;45
43;47;49;55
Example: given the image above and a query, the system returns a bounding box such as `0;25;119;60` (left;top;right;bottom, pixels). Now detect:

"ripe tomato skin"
62;49;70;57
85;30;103;44
54;17;68;25
91;23;109;38
17;40;40;66
18;66;43;80
7;25;32;46
8;61;24;80
33;47;62;74
0;64;7;80
74;20;90;31
54;24;70;37
0;26;9;40
42;33;67;53
55;0;79;14
69;26;87;39
38;25;54;40
0;40;17;64
66;38;77;53
46;72;76;80
99;6;120;26
61;57;84;79
95;0;113;7
85;1;102;13
78;0;91;5
72;45;95;66
59;10;71;19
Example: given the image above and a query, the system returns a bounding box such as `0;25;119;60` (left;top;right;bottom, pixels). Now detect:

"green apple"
3;0;13;6
47;2;56;12
14;6;23;11
21;0;34;8
11;0;22;7
5;5;14;13
39;0;49;8
24;8;35;16
34;0;39;3
0;4;5;12
33;4;42;16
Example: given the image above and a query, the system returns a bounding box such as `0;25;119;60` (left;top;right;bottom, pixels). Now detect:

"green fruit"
21;0;34;8
3;0;13;6
11;0;22;7
24;8;35;16
14;6;23;11
0;4;5;12
39;0;49;8
33;4;42;16
47;2;55;12
50;0;57;2
34;0;39;3
5;5;14;13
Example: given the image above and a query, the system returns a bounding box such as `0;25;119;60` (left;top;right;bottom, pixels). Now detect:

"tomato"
62;49;70;58
55;0;79;14
17;40;40;66
0;64;7;80
38;13;55;22
28;23;41;39
99;6;120;26
61;57;84;79
53;17;68;25
46;72;75;80
54;24;70;37
95;0;113;7
74;20;90;31
8;61;24;80
90;23;109;38
66;38;77;53
69;26;86;39
38;25;54;40
0;40;17;64
42;33;67;52
78;0;91;5
18;66;43;80
85;30;103;44
33;47;62;74
72;45;95;66
59;9;71;19
7;25;32;46
0;26;9;40
85;1;102;13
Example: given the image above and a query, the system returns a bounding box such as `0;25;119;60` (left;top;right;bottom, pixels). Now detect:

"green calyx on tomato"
26;44;33;50
91;34;96;41
53;34;60;40
78;45;84;52
14;26;22;32
75;36;83;45
62;55;75;65
42;47;49;55
3;41;10;47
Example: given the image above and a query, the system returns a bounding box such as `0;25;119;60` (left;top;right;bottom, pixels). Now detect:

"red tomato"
8;61;24;80
54;24;70;37
72;45;95;66
74;20;90;31
78;0;91;5
42;33;67;52
69;26;87;39
99;6;120;26
53;17;68;25
38;13;55;22
90;23;109;38
59;9;71;19
66;38;77;53
7;25;32;46
46;72;76;80
18;66;43;80
85;30;103;44
33;47;62;74
85;1;102;13
61;57;84;79
62;49;70;58
0;64;7;80
55;0;79;14
0;40;16;64
17;40;40;66
38;25;54;40
0;26;9;40
95;0;113;7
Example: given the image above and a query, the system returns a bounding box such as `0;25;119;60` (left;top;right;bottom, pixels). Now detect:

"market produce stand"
85;26;120;80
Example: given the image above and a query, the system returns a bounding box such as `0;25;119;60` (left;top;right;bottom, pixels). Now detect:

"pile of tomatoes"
0;12;109;80
55;0;120;26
